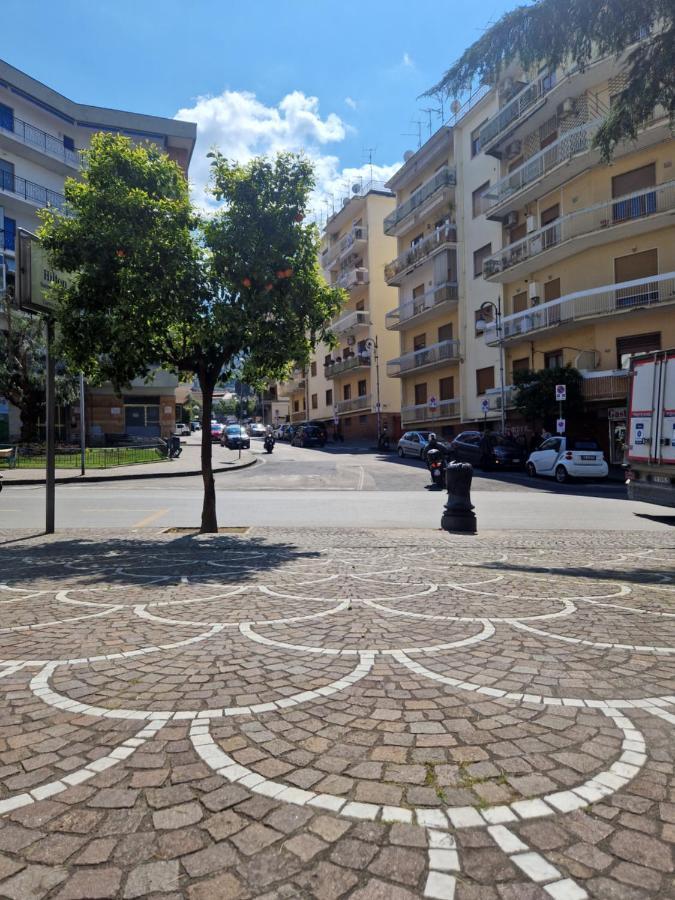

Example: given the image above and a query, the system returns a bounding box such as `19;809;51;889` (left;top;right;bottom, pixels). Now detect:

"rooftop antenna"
401;118;422;150
363;146;377;184
420;107;437;138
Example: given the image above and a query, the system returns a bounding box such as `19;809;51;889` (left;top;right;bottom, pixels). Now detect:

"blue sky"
5;0;516;215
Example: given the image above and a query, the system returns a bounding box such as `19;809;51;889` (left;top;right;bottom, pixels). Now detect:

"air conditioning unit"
504;140;522;160
505;211;519;227
526;215;538;233
557;98;577;118
528;281;542;302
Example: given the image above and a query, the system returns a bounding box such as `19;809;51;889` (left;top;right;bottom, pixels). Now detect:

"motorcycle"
263;434;275;454
426;447;446;489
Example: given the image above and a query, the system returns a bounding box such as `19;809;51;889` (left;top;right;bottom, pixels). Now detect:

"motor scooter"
426;447;446;489
264;434;275;454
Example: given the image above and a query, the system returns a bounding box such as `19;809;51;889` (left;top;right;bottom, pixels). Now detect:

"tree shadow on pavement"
480;559;675;586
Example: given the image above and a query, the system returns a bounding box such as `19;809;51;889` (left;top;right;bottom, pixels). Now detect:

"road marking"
132;508;170;528
356;466;365;491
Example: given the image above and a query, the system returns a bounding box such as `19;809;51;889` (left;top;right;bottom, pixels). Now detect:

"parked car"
275;423;294;441
291;425;326;448
210;422;224;442
174;423;191;436
294;420;329;442
221;425;250;450
191;420;201;432
248;423;267;438
447;431;524;470
527;436;608;483
397;431;451;460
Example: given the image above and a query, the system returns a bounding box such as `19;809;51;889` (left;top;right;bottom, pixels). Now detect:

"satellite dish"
351;183;361;194
403;150;414;161
451;99;461;115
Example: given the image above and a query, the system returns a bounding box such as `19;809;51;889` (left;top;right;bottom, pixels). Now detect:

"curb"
3;455;257;487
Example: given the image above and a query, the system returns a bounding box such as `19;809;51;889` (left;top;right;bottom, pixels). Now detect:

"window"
3;216;16;252
544;279;561;323
343;384;351;400
310;361;317;377
476;366;495;395
512;357;530;377
614;249;658;307
539;116;558;149
540;437;562;452
472;182;489;218
0;159;15;192
357;379;367;397
63;135;75;152
413;333;426;351
293;400;299;412
439;376;454;401
437;323;453;343
612;164;655;198
356;299;365;311
541;203;560;226
311;393;318;410
410;232;424;248
414;383;427;405
325;388;333;406
616;332;661;369
544;349;563;369
509;222;527;243
471;121;486;157
324;353;332;367
0;103;14;132
473;243;492;278
512;291;528;314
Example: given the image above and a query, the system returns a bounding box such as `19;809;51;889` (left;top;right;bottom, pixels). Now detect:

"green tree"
425;0;674;160
513;365;584;428
39;133;342;532
0;300;78;442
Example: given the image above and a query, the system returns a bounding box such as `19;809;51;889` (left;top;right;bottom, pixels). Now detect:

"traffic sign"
17;229;72;315
555;384;567;401
428;396;438;410
556;418;566;434
480;398;490;414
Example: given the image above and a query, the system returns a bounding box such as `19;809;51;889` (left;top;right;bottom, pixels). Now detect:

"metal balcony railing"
0;113;80;168
479;73;556;150
401;398;460;424
383;166;456;235
290;410;306;423
484;385;517;410
482;119;602;213
337;267;369;290
387;339;461;377
323;225;368;268
336;394;371;414
385;282;458;330
0;170;67;210
384;224;457;285
331;309;370;334
325;354;371;378
484;272;675;345
581;371;630;401
484;181;675;279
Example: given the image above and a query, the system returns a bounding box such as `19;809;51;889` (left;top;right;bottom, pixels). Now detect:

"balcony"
484;385;517;410
401;398;460;425
387;339;461;378
331;309;370;335
384;225;457;286
336;394;371;415
325;353;371;378
581;370;630;402
385;282;458;330
290;409;306;423
0;171;66;211
337;266;369;291
479;74;556;155
0;113;80;171
323;225;368;269
285;372;306;393
484;272;675;346
484;181;675;282
383;166;456;236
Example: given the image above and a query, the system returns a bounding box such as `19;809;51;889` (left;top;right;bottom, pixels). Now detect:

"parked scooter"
426;447;446;489
263;434;275;454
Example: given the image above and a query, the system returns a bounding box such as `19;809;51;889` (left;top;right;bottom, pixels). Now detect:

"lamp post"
477;299;506;434
365;336;381;441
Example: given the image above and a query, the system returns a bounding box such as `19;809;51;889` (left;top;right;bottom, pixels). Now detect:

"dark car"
448;431;524;470
221;425;250;450
291;425;326;448
295;420;329;442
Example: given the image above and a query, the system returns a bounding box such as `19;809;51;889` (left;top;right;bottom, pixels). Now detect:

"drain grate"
162;526;250;534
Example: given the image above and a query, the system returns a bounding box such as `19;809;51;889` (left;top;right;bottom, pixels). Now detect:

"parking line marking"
132;508;170;528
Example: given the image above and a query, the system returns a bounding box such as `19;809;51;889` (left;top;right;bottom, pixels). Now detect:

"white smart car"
527;436;608;483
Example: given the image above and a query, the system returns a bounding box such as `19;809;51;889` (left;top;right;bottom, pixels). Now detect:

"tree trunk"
198;370;218;534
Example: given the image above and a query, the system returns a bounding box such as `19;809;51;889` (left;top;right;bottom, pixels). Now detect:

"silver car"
397;430;432;458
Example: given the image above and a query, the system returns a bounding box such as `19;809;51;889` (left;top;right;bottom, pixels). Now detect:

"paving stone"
330;838;378;869
284;832;327;861
203;809;245;841
230;823;283;856
0;852;25;881
350;878;419;899
157;827;205;859
296;860;359;899
610;829;674;872
55;866;122;899
368;846;426;885
0;863;68;899
186;872;245;900
152;801;203;830
72;837;117;865
24;833;87;864
87;788;139;809
123;860;180;898
201;783;249;811
180;841;238;877
310;815;351;842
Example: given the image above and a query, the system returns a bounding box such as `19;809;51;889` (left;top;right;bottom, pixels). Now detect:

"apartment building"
0;58;196;442
477;39;674;461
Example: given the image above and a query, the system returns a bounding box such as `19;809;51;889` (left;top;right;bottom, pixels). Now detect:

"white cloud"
175;88;400;221
344;96;357;110
402;52;414;68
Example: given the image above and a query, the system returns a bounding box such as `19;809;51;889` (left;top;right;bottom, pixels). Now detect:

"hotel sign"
17;229;72;315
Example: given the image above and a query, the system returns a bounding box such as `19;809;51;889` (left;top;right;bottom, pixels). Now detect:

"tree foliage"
39;133;343;531
513;365;584;426
425;0;674;160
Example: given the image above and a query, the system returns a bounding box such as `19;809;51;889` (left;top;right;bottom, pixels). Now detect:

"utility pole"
79;372;86;476
45;317;55;534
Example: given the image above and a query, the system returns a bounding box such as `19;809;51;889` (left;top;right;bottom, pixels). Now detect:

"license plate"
581;455;597;460
512;458;520;463
653;475;670;484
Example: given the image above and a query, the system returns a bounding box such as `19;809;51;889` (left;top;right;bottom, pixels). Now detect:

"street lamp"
475;299;506;433
365;336;381;441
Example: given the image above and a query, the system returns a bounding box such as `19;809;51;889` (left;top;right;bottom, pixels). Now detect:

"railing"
581;371;630;401
0;171;67;210
484;181;674;278
479;73;556;149
485;385;517;410
336;394;371;414
290;410;306;423
384;224;457;285
0;113;80;168
331;309;370;334
401;398;460;424
387;339;461;377
337;267;369;290
385;282;458;330
323;225;368;268
484;272;675;344
482;119;602;213
325;354;371;378
383;166;456;234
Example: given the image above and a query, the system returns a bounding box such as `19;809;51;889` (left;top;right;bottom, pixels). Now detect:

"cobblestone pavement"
0;527;674;899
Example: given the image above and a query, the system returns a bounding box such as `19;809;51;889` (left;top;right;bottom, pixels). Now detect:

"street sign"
555;384;567;401
634;422;645;444
556;418;566;434
480;398;490;413
17;229;72;315
428;395;438;410
375;401;381;412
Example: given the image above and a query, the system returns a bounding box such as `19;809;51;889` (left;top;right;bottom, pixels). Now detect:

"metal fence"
12;444;163;469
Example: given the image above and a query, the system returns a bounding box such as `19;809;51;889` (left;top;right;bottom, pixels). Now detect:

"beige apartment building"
476;38;674;461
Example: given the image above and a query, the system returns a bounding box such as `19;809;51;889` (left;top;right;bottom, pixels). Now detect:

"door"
532;437;562;472
0;159;15;193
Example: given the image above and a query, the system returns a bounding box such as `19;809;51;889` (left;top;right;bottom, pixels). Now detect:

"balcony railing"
337;267;369;290
336;394;371;414
484;385;517;410
325;353;371;378
384;224;457;285
290;410;306;423
383;166;456;235
401;398;460;425
479;73;556;151
0;113;80;168
323;225;368;268
385;282;458;330
387;338;461;378
484;181;675;279
0;171;67;210
331;309;370;334
581;370;630;401
482;119;602;214
484;272;675;345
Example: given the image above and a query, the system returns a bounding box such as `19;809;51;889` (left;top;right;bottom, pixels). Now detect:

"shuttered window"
438;323;453;342
512;291;528;313
612;164;656;198
614;248;658;283
616;332;661;368
439;376;454;400
414;383;428;405
476;367;495;395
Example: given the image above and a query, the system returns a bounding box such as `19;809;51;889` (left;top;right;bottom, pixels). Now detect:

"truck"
625;349;675;507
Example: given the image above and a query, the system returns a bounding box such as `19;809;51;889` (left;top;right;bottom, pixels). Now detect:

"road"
3;437;673;532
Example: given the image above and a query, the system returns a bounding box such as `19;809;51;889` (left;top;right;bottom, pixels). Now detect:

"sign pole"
79;372;86;476
45;317;56;534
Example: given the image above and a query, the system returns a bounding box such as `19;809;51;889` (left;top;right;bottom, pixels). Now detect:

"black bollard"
441;461;477;533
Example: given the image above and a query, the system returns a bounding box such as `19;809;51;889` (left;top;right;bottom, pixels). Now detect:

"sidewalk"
1;440;256;485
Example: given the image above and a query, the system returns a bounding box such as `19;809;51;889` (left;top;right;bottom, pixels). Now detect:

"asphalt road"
2;437;674;532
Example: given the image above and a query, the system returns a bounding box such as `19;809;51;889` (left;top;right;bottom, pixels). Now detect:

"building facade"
0;58;196;442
